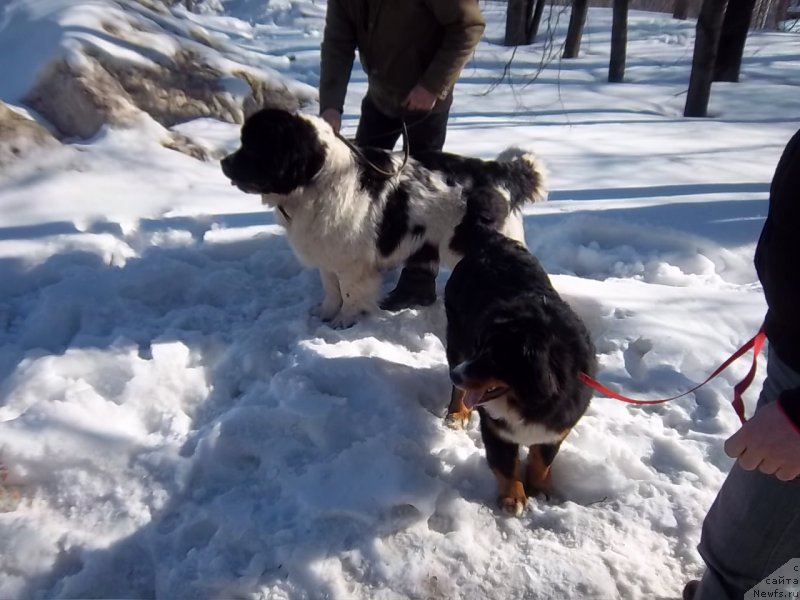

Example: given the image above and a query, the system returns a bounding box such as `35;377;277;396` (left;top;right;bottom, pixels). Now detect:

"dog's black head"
451;320;559;413
450;311;594;424
449;186;511;255
220;109;327;195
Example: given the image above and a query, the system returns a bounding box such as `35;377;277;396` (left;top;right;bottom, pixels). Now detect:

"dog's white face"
219;108;547;328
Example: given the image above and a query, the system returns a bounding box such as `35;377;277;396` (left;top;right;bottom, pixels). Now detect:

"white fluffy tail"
496;146;549;206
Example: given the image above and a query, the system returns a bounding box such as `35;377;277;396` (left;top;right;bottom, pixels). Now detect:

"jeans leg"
405;92;453;155
355;96;402;151
695;347;800;599
355;93;453;155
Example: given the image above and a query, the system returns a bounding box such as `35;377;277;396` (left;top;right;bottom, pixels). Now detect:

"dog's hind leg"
481;418;526;516
380;243;439;311
311;269;343;322
329;269;381;329
526;440;564;500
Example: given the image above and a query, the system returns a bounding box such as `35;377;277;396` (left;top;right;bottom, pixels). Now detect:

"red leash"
578;327;766;424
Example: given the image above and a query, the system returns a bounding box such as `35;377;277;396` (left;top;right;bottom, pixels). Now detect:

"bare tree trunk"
714;0;756;81
674;0;691;18
564;0;590;58
753;0;775;27
530;0;547;42
505;0;535;45
609;0;630;82
684;0;729;117
774;0;790;26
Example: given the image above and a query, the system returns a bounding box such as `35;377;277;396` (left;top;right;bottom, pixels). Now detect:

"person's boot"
380;265;436;310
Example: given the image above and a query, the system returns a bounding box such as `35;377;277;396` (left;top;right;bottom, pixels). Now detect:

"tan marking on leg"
493;462;526;516
445;386;472;429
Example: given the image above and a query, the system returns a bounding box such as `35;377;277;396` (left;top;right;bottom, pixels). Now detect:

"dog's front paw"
497;479;527;517
311;302;340;322
444;408;472;430
327;306;372;329
498;492;527;517
328;311;363;329
328;316;355;329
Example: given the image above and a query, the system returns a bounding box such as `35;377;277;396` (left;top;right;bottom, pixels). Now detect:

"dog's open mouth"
463;384;510;409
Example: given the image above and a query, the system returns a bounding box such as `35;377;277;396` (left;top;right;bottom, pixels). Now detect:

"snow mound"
0;0;316;142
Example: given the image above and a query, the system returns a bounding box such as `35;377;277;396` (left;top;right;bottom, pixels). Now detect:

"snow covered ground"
0;1;798;598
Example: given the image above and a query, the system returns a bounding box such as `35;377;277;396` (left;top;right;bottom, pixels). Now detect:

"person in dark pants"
318;0;485;310
354;92;453;157
684;128;800;599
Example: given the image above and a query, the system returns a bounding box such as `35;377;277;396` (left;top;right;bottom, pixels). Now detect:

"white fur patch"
483;398;564;447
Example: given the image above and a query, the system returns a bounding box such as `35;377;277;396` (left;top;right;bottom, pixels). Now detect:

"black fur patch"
449;186;510;256
415;150;539;211
539;442;562;466
406;242;438;267
480;417;521;480
377;185;410;256
220;109;326;195
355;146;396;196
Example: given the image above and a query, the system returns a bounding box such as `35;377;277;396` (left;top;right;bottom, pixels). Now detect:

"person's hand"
403;84;437;112
725;401;800;481
320;108;342;134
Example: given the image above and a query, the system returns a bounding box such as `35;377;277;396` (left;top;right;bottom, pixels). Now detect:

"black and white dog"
221;108;547;328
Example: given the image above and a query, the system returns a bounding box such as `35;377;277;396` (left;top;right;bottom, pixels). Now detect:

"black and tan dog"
444;188;596;516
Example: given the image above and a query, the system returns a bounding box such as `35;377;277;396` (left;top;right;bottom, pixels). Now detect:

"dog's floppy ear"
450;186;511;254
465;185;510;227
523;336;561;398
243;109;326;194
